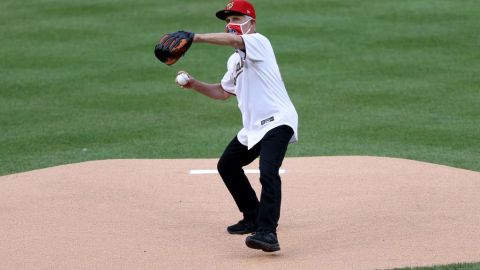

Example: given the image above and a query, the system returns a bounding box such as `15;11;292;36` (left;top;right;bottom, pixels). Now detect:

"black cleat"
245;230;280;252
227;220;257;235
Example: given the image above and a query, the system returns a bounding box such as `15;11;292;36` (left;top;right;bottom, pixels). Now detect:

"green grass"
1;0;479;175
389;262;480;270
1;1;479;268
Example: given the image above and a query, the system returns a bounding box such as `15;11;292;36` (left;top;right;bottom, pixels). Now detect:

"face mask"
225;18;253;35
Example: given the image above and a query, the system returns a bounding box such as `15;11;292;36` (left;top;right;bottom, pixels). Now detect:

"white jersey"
221;33;298;149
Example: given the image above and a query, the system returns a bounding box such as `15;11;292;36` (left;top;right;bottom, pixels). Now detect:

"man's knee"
259;160;280;181
217;157;238;177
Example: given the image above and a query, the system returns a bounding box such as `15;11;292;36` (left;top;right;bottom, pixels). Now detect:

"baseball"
176;73;189;86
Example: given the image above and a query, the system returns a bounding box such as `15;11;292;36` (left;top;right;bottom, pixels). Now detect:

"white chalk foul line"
189;169;286;175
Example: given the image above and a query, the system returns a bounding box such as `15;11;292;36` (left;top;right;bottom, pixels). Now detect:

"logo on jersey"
233;58;245;86
261;116;275;125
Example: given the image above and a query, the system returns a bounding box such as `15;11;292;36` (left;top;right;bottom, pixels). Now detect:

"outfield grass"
1;0;479;174
389;262;480;270
1;0;479;268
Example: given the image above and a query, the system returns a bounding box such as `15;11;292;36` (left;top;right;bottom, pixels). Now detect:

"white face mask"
225;17;253;35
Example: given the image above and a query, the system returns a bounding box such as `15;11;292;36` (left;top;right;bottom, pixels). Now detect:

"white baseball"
176;73;189;86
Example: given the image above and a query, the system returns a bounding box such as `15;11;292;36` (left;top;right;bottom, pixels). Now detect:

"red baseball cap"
216;0;256;20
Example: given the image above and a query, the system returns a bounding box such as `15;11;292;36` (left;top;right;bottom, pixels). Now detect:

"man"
177;0;298;252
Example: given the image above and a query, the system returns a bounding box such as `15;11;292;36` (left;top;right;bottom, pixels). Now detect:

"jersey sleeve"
220;53;239;94
220;54;236;95
221;70;236;94
241;33;269;62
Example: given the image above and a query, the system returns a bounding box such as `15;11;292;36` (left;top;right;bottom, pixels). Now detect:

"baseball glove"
154;31;194;66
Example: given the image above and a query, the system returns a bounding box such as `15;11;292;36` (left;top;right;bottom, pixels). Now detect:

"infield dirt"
1;157;479;269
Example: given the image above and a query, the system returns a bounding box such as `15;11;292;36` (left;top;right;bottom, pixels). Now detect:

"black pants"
217;125;294;232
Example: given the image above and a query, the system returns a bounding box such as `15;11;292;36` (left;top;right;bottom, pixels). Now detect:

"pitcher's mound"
1;157;479;270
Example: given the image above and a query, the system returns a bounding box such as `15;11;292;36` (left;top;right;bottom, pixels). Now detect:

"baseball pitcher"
155;0;298;252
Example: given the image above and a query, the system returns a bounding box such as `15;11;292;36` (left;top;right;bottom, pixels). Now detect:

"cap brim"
215;10;245;20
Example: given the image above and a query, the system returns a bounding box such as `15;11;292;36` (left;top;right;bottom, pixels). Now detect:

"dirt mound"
1;157;479;269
